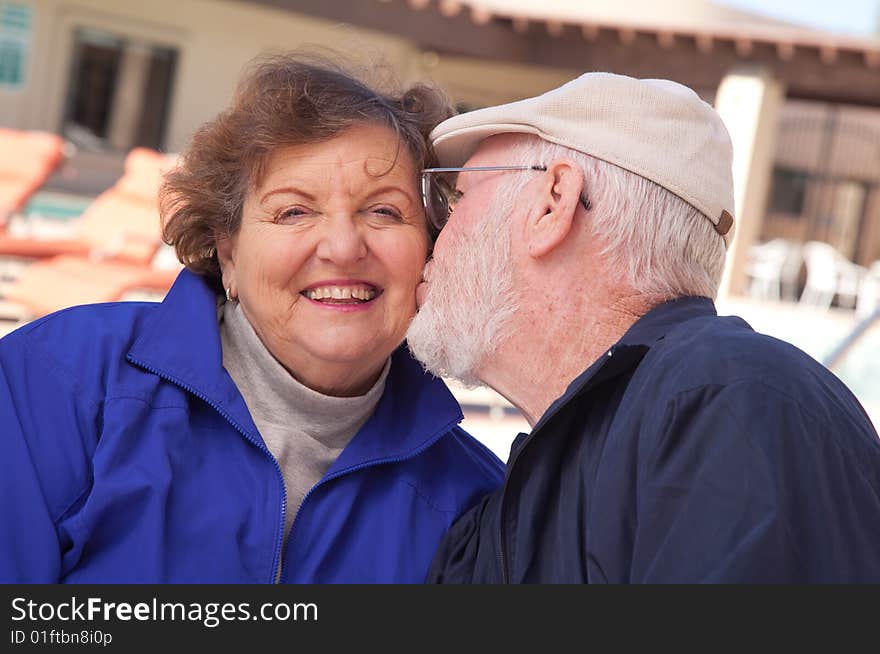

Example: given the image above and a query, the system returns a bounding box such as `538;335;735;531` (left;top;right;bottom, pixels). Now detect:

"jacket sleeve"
0;331;98;582
630;381;880;583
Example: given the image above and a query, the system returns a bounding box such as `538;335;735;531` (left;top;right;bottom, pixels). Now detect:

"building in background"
1;0;879;457
3;0;878;279
765;102;880;268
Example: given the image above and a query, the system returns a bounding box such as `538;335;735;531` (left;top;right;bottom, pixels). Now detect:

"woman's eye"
369;206;403;221
275;207;309;223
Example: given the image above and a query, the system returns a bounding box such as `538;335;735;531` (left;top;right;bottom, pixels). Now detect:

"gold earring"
225;287;233;302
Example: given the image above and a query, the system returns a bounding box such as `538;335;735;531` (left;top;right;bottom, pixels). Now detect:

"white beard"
407;191;519;387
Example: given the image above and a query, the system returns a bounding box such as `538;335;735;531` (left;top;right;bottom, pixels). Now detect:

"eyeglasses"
420;165;592;232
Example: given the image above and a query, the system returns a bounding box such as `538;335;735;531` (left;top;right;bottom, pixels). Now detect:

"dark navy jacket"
0;270;503;583
428;297;880;583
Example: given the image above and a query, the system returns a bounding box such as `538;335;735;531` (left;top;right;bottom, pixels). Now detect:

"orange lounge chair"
0;129;66;226
0;147;175;265
0;253;182;319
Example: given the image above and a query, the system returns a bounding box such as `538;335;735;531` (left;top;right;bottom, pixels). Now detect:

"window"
62;28;177;151
0;2;31;88
769;167;809;215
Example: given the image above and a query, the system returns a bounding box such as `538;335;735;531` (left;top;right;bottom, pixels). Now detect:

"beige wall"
422;52;580;108
764;99;880;264
775;101;880;182
0;0;424;151
0;0;587;152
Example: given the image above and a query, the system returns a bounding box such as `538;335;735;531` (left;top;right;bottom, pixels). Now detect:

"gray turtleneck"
219;301;389;551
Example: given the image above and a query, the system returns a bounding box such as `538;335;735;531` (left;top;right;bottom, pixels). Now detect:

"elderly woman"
0;55;503;583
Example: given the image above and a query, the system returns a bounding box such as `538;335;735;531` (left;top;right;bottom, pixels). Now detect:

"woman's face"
217;123;429;396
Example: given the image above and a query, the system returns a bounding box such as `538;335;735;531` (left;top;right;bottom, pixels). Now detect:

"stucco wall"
0;0;423;151
0;0;588;152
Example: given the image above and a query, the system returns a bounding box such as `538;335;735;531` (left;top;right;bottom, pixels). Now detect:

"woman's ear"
524;159;585;259
215;233;237;290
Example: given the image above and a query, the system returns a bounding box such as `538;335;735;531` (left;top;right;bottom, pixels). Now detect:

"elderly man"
407;72;880;583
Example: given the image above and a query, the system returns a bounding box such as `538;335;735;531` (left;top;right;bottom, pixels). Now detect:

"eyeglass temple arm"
421;165;547;174
422;165;591;210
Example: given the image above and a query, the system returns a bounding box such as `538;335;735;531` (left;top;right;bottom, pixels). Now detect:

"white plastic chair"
856;261;880;318
745;239;802;301
800;241;867;310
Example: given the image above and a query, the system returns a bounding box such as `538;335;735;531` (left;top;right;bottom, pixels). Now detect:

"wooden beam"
469;6;493;25
656;31;676;50
581;24;600;41
734;37;753;57
618;27;636;46
233;0;880;107
438;0;462;18
528;30;880;107
776;42;795;61
512;16;529;34
819;45;839;64
232;0;532;61
695;34;714;54
546;20;564;38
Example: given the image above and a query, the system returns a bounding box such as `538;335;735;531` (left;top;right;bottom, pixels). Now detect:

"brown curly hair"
160;52;454;288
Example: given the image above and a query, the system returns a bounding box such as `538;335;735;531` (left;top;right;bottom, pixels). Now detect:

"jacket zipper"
127;355;287;584
279;417;460;583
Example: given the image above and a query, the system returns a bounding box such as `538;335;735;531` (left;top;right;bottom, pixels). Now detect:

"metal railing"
823;307;880;370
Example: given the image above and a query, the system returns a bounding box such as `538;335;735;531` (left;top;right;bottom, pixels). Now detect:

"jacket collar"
529;296;716;435
127;270;463;468
616;295;716;348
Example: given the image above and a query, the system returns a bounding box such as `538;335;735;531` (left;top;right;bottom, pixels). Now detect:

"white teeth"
305;286;377;302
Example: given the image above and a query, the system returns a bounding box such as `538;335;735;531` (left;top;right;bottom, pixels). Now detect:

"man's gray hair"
504;136;727;299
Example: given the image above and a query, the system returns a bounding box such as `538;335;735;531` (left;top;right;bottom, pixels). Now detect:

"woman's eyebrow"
259;186;316;204
364;184;415;200
259;182;416;205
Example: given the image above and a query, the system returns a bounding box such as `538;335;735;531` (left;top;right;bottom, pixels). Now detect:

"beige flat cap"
431;72;736;245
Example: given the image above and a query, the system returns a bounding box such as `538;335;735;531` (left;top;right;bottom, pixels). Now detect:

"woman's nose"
315;215;368;265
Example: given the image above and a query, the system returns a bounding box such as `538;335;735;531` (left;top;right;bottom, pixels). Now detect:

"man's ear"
524;159;585;258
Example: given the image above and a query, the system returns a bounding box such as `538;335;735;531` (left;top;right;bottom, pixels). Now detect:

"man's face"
407;137;523;385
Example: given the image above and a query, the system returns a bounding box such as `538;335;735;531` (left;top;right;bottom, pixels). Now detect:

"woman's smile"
301;279;383;312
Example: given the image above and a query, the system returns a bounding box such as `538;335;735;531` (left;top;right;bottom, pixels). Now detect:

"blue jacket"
0;270;503;583
429;297;880;583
